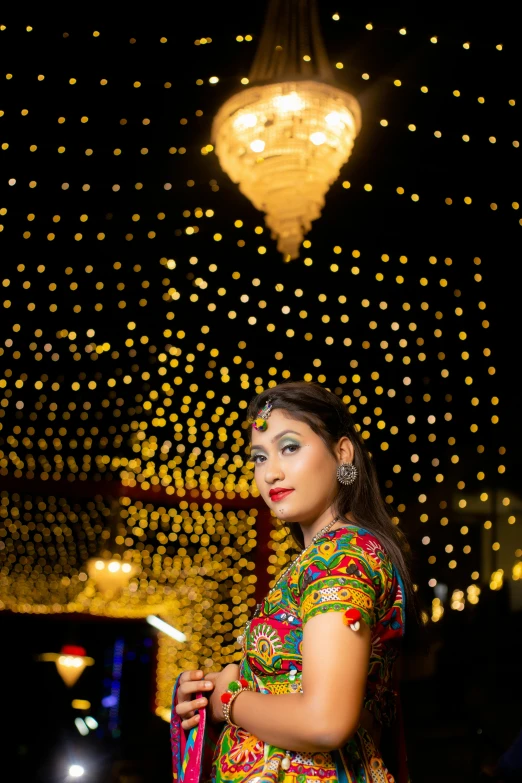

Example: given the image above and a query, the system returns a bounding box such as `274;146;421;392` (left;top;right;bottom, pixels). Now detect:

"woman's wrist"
228;688;245;726
209;690;226;724
221;678;251;727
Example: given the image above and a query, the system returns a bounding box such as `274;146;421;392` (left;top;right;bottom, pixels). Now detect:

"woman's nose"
265;463;284;483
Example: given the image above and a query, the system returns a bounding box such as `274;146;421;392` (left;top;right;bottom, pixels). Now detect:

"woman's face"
250;408;353;525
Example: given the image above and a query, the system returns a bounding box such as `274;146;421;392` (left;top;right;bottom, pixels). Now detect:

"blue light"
108;638;125;733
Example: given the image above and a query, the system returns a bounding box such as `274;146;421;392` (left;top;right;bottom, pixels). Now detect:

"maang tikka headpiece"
252;399;273;431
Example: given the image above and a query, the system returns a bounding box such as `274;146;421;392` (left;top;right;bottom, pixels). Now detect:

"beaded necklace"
237;515;340;649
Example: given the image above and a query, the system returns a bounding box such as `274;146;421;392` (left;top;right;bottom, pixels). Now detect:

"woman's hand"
208;663;240;725
174;669;220;731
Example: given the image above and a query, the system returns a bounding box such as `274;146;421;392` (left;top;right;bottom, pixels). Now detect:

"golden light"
86;558;138;595
56;655;91;687
39;645;94;687
0;2;518;723
212;81;361;259
272;92;305;112
467;584;481;605
490;569;504;591
450;589;465;611
233;112;257;130
249;139;265;152
431;597;444;622
211;2;361;259
72;699;91;710
310;131;327;145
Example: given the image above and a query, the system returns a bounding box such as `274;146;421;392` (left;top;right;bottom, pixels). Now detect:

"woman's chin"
274;509;301;524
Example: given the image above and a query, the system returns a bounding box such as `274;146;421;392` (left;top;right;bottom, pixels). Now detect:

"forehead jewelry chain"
252;399;273;431
237;515;340;647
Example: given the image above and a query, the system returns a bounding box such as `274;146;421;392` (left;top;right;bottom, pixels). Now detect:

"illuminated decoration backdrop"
1;11;521;719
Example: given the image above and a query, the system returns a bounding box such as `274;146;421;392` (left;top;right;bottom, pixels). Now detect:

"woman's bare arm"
230;611;371;752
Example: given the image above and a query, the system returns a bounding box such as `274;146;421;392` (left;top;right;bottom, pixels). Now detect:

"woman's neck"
299;510;355;549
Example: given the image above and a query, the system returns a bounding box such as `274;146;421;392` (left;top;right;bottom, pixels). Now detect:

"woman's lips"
269;489;294;502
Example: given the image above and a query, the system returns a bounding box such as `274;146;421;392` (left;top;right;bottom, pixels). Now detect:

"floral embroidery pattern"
181;524;406;783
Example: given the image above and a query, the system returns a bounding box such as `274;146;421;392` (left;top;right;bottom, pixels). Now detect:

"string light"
0;14;518;723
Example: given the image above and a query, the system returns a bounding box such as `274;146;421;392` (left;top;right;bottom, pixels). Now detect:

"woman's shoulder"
299;523;395;588
340;524;393;570
334;526;406;618
306;523;390;563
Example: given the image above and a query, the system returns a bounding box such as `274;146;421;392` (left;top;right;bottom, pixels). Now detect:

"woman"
171;381;418;783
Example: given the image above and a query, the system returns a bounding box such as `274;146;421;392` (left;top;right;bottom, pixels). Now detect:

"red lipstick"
269;488;294;502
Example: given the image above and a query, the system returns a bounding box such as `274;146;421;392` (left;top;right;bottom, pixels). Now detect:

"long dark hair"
247;380;421;628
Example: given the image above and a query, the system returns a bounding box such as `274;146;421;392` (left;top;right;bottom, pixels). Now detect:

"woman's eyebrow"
251;429;301;451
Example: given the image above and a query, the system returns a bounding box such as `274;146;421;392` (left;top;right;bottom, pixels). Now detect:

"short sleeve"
297;529;387;630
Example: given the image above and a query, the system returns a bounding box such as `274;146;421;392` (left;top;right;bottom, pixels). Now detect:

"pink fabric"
171;674;222;782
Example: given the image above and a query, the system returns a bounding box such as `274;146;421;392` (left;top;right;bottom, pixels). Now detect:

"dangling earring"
336;462;357;486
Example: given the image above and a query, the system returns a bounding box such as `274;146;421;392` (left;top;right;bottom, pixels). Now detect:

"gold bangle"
224;687;246;728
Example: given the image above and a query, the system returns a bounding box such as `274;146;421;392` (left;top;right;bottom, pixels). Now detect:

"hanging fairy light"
39;645;94;688
212;0;361;260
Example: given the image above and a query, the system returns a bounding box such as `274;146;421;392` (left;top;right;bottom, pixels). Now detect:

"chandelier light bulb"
86;558;138;595
39;645;94;688
233;113;258;130
272;91;305;112
250;139;266;152
310;131;327;145
58;656;77;667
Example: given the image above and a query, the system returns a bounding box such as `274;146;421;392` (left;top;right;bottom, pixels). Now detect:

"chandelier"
39;644;94;688
86;557;137;596
85;497;138;598
212;0;361;260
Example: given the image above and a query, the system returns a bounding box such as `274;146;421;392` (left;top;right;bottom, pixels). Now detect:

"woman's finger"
175;702;196;717
187;679;215;694
175;696;208;717
181;714;201;731
179;670;204;690
180;670;204;682
179;680;214;702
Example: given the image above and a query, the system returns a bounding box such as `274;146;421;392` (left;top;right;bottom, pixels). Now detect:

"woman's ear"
336;436;354;464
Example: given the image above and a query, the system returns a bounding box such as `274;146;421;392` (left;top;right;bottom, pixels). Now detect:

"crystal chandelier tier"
211;0;361;260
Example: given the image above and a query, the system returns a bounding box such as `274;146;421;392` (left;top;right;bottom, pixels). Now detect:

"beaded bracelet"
221;678;252;728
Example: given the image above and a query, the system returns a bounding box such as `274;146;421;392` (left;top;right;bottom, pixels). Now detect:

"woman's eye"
282;443;299;454
252;454;265;464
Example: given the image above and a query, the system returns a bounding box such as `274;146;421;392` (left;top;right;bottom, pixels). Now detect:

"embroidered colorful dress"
172;525;408;783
